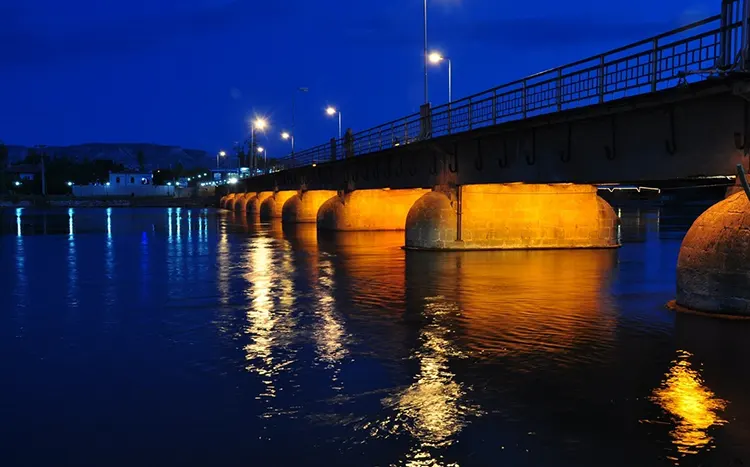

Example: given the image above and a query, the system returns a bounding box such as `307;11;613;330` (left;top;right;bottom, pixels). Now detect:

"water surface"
1;206;749;466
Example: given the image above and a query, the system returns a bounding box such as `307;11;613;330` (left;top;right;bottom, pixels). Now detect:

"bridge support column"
673;191;750;316
282;190;338;223
219;193;235;209
226;193;242;211
405;184;619;250
317;189;429;231
260;191;297;220
237;192;257;213
247;192;274;217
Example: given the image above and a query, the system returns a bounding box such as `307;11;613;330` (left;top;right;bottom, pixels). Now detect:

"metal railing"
270;0;748;172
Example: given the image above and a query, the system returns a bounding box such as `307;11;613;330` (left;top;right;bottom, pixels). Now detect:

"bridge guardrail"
273;2;746;173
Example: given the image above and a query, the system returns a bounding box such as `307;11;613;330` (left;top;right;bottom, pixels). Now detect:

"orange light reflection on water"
650;350;728;461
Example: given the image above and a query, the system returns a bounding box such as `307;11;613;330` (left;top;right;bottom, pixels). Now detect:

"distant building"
5;164;41;181
109;172;153;186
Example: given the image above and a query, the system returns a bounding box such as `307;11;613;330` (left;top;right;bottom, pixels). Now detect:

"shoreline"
0;196;218;209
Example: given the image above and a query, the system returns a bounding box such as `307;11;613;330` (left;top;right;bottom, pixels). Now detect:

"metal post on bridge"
743;0;750;69
650;38;658;92
720;0;731;68
419;103;432;140
330;138;337;162
344;129;354;158
598;55;605;103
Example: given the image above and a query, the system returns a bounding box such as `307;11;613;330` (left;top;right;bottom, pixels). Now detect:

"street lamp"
428;52;452;103
326;106;342;139
250;117;269;172
281;131;294;154
66;181;73;187
217;150;226;169
257;146;267;174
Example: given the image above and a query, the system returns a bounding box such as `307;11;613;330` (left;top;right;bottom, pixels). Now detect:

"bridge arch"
260;191;297;220
317;189;428;231
237;192;257;212
282;190;338;224
405;184;619;250
247;192;274;218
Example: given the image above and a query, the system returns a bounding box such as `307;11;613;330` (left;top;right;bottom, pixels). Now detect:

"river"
1;206;748;466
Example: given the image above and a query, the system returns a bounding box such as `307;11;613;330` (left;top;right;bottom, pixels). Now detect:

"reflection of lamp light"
650;350;728;457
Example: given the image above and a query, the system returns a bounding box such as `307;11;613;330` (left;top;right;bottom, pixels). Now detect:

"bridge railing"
272;3;746;173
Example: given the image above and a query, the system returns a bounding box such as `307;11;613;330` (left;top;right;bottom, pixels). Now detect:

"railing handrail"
431;14;724;113
268;7;743;171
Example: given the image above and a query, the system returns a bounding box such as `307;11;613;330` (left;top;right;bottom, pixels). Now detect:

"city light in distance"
66;181;73;186
281;132;291;140
228;178;238;185
326;106;337;116
219;151;226;157
257;147;264;153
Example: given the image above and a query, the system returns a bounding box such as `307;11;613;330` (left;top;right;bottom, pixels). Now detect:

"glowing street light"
250;117;269;172
428;51;452;103
281;131;295;155
253;117;268;131
217;150;226;168
66;181;73;187
326;106;342;139
14;181;21;187
257;146;269;174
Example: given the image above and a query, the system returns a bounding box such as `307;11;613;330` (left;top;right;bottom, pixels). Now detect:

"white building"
109;172;153;186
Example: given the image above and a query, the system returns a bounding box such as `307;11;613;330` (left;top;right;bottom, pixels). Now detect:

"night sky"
1;0;713;156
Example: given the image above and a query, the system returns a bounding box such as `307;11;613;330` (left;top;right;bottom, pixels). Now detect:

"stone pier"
317;189;429;231
282;190;338;224
405;184;619;250
260;191;297;220
674;191;750;316
247;191;274;217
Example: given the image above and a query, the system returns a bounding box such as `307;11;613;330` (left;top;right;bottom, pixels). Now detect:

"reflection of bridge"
222;0;750;316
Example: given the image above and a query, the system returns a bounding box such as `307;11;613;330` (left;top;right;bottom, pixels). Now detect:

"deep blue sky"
1;0;713;156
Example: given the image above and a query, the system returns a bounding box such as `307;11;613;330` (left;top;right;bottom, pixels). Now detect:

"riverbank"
0;195;218;208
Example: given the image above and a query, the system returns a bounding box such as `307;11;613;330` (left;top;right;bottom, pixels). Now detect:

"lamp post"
326;106;342;139
257;147;266;174
423;0;429;104
251;117;268;173
216;150;226;169
281;131;294;153
428;52;452;103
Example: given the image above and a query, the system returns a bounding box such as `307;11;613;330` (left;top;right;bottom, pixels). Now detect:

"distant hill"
5;143;214;170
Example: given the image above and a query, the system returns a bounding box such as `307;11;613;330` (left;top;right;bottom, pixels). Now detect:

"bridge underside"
241;77;749;194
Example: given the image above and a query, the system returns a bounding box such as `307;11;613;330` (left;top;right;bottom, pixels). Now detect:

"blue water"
1;206;749;466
